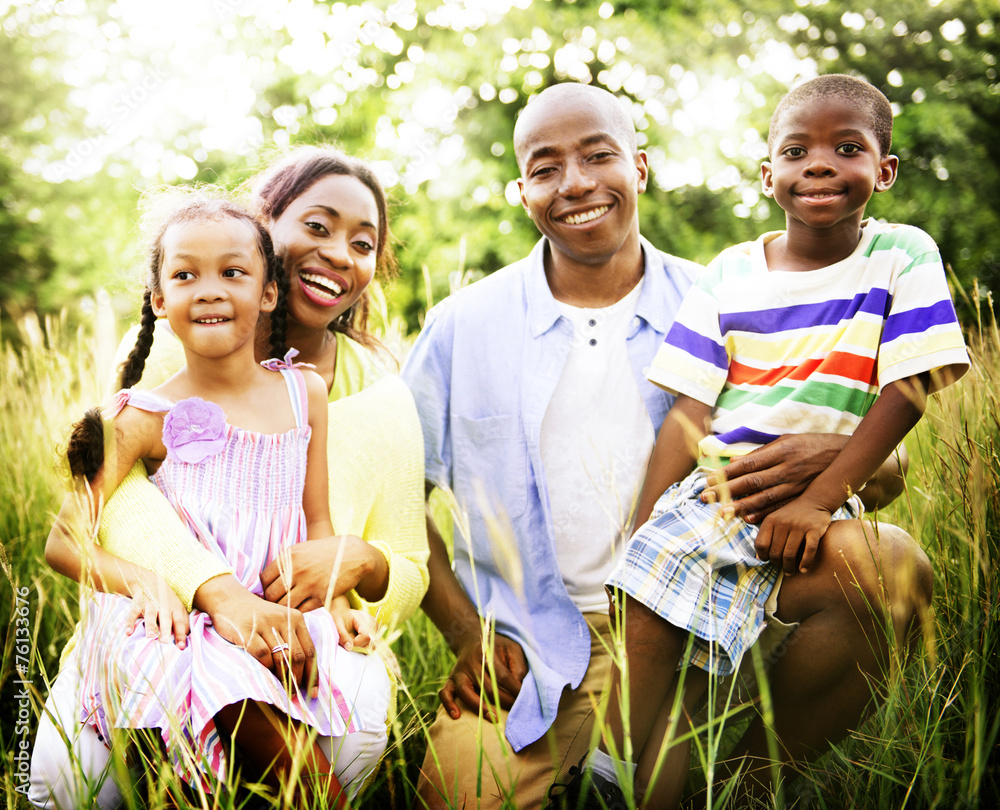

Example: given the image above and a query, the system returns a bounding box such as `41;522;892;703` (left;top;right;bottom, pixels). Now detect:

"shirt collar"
524;239;564;338
634;235;674;334
525;235;673;338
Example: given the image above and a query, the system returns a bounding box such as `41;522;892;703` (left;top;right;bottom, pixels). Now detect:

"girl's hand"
124;571;190;647
329;597;378;651
753;497;833;575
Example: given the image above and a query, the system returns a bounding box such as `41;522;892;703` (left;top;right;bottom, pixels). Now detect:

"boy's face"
762;96;897;235
516;94;648;268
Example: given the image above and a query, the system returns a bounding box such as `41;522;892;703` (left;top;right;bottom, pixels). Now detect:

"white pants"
29;645;391;808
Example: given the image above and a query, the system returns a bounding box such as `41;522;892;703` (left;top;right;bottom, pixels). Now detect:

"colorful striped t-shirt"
647;219;970;460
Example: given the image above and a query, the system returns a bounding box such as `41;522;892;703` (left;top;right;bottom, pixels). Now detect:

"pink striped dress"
76;363;368;788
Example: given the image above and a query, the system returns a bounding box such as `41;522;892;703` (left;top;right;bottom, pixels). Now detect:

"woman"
29;147;429;808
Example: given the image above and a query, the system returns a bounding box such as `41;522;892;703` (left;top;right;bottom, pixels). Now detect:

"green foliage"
5;0;997;337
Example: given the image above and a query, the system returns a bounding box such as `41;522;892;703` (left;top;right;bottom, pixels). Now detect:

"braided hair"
67;193;286;482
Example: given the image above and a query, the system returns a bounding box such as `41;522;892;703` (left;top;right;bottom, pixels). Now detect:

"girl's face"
152;217;277;361
267;174;379;333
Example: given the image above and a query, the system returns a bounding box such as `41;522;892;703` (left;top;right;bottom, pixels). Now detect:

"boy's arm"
755;373;929;574
634;394;712;531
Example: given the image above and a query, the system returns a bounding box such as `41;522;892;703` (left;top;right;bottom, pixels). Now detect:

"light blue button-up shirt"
401;237;700;750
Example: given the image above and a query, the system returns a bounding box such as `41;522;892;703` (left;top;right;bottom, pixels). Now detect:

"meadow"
1;286;997;809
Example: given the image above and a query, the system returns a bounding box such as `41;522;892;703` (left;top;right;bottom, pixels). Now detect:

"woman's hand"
260;536;388;611
124;570;190;647
194;575;319;698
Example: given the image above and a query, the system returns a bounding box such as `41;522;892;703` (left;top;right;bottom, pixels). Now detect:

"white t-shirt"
541;280;655;613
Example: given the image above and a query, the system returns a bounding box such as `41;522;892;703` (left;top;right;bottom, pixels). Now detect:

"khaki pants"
416;614;614;810
415;584;798;809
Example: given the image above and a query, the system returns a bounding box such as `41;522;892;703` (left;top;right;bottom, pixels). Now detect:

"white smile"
301;273;344;298
195;318;229;324
560;205;609;225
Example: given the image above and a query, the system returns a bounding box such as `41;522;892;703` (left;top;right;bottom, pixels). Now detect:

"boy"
554;74;970;808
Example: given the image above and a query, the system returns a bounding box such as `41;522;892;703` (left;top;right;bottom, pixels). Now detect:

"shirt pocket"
453;414;529;519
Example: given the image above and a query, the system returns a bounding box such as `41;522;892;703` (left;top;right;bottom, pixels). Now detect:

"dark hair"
768;74;894;158
251;146;398;349
68;195;287;483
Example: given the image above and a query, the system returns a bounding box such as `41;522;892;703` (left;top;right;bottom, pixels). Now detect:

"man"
402;82;929;808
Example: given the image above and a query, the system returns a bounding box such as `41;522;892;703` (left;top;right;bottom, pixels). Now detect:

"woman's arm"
97;463;233;610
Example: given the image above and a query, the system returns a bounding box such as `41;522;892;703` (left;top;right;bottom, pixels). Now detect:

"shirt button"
589;338;597;346
588;319;596;327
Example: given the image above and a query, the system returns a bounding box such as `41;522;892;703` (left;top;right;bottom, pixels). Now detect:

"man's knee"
824;520;932;634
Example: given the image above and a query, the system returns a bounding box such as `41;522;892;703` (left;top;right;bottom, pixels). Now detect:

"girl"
45;193;375;807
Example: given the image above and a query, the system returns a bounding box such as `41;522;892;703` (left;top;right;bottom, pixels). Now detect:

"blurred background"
1;0;996;340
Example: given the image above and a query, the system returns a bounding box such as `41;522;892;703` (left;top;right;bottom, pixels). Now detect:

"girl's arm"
755;373;929;574
261;377;429;628
633;394;713;531
301;368;337;541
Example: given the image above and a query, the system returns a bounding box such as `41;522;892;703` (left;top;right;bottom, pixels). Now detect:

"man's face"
516;95;648;268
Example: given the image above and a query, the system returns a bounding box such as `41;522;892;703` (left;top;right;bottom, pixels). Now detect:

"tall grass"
2;295;998;808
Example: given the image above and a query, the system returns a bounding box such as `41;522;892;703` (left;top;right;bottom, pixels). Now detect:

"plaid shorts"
606;468;860;676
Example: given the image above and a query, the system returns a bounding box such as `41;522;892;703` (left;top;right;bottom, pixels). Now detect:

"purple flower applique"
163;397;227;464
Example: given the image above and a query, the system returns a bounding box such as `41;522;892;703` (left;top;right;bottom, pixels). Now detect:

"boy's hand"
754;497;833;574
125;571;190;647
330;603;379;651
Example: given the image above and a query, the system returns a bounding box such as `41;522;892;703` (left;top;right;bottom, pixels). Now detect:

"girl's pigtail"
266;247;289;361
66;408;108;483
117;290;157;390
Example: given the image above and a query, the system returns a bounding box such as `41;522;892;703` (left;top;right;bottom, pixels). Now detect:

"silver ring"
271;642;291;655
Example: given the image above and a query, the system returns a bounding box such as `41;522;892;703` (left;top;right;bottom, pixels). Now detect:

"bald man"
402;82;927;808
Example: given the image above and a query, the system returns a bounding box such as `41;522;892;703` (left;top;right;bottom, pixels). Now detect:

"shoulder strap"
105;388;174;419
278;367;309;429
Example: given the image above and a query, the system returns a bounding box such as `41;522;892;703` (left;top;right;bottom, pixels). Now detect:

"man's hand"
701;434;847;523
439;633;528;723
754;497;834;575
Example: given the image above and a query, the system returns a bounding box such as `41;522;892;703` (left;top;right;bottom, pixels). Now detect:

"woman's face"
268;173;380;332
